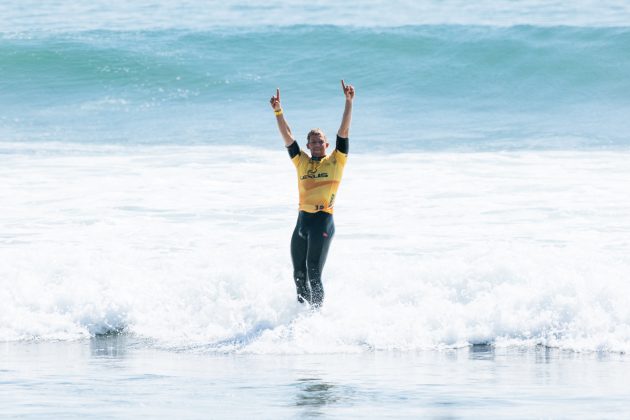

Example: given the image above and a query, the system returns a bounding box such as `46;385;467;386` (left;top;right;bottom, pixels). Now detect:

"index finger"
276;88;280;101
341;80;346;91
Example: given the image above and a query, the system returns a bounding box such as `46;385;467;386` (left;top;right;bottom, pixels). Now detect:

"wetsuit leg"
290;221;310;304
305;213;335;307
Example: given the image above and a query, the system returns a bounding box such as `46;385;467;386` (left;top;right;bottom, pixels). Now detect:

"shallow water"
2;336;629;419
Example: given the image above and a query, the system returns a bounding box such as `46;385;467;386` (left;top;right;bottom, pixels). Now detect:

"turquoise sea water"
2;1;630;418
2;4;630;149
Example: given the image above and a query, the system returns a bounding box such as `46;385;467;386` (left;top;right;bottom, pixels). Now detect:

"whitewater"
2;142;629;353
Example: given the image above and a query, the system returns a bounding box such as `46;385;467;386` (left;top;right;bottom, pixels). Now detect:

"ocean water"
3;339;630;418
2;4;630;150
2;0;630;417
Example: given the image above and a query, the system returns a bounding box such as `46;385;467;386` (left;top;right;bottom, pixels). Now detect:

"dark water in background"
2;7;630;150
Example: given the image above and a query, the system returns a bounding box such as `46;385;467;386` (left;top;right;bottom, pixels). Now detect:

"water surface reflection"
293;376;349;417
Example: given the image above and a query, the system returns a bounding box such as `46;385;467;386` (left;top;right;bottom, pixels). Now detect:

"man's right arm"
276;112;296;148
270;88;296;147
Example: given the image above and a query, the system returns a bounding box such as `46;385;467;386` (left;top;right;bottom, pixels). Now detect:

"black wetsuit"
287;136;348;307
290;211;335;306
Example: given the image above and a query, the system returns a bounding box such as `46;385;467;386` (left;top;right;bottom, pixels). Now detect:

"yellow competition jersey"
292;149;348;214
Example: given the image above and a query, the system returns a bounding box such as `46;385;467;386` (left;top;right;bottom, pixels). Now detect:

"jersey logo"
301;172;329;180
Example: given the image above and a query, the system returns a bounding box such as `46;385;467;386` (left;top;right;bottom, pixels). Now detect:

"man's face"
307;133;328;157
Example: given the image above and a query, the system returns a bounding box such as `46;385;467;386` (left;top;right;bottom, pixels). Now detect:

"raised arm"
270;88;295;147
337;80;355;138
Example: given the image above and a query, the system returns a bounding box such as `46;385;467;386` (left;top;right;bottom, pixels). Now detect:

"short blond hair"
306;128;327;143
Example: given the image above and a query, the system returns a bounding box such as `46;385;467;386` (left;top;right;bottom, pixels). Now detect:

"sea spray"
2;144;629;353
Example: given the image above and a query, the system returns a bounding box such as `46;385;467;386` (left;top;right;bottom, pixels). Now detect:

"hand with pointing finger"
341;80;355;101
270;87;294;146
269;88;282;111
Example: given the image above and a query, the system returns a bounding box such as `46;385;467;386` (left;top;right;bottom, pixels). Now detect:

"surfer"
270;80;355;307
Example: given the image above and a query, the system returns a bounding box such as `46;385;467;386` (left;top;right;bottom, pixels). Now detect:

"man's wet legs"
290;212;335;307
291;226;310;303
305;224;334;307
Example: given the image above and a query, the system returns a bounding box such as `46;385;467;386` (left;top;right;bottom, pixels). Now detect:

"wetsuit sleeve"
286;141;300;159
335;135;349;155
332;136;348;166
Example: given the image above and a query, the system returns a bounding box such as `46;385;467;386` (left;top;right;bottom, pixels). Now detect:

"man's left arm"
336;80;355;154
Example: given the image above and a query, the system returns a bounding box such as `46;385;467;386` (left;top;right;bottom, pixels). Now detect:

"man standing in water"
270;80;355;307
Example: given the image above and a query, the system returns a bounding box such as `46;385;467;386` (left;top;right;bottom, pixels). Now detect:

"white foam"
1;143;630;353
